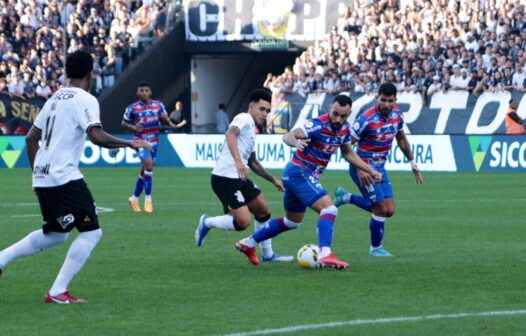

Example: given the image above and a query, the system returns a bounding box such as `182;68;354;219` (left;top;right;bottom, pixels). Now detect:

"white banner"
168;134;457;171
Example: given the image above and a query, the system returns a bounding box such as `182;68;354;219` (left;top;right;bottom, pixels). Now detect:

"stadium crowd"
0;0;181;98
264;0;526;102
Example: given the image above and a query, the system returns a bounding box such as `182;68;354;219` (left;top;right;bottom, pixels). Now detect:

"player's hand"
357;169;374;187
236;161;248;181
131;140;152;152
133;124;143;132
273;179;285;192
371;169;382;183
296;138;310;150
411;162;424;184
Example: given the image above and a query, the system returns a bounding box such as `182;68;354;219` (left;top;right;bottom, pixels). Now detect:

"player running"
236;95;381;269
333;83;424;257
195;88;293;263
0;50;151;303
122;82;186;213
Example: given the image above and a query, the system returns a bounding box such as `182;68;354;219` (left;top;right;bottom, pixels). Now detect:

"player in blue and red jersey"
334;83;424;257
122;82;186;213
235;95;381;269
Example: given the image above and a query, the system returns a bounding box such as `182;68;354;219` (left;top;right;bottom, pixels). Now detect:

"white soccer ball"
297;244;320;269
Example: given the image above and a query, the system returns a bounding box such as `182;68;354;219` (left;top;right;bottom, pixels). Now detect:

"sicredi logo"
488;140;526;168
468;136;492;172
81;141;140;165
0;136;25;168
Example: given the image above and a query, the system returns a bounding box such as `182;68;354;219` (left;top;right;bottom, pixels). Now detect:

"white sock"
319;246;332;259
255;220;273;258
240;237;257;248
204;215;235;230
49;229;102;296
131;195;139;202
0;230;68;269
342;193;351;203
145;195;152;202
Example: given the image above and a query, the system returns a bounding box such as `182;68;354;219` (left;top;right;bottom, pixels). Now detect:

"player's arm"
25;126;42;171
248;152;284;192
160;113;187;129
121;119;143;133
88;126;152;152
340;143;382;186
395;130;424;184
226;125;248;180
282;128;310;150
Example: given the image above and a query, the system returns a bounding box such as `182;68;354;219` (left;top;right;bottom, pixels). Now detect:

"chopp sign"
80;141;141;166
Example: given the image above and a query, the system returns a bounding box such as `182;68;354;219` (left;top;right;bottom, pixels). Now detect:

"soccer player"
235;95;382;269
195;89;293;263
333;83;424;257
0;50;151;304
122;82;186;213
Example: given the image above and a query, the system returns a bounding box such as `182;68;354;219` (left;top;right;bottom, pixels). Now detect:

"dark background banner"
0;93;45;135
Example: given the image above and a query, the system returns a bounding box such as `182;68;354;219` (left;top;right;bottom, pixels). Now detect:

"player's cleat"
144;200;153;213
195;214;210;247
262;253;294;263
369;247;393;257
128;197;141;212
317;253;349;270
333;187;348;207
44;291;87;304
235;241;260;265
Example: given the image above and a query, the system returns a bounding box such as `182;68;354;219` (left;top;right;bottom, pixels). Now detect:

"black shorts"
35;179;100;233
211;174;261;214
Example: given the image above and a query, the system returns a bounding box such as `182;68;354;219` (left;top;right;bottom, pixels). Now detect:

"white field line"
223;309;526;336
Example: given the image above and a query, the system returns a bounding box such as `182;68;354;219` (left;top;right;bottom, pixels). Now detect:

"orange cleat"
128;197;141;212
317;253;349;270
45;291;87;304
235;241;260;265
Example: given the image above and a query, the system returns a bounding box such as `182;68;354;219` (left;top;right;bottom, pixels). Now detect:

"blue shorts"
138;145;157;162
282;162;328;213
349;165;393;205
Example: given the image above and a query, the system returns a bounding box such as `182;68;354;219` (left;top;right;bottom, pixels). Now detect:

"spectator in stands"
505;99;526;134
426;75;442;98
36;79;52;99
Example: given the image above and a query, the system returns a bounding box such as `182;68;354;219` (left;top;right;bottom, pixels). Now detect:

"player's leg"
333;165;372;211
195;175;249;246
369;178;395;257
310;195;348;269
247;193;293;262
46;180;102;304
142;152;155;213
0;187;69;274
128;165;144;213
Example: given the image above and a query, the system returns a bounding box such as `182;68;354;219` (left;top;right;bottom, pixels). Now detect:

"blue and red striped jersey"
351;105;404;166
291;113;352;177
123;99;167;145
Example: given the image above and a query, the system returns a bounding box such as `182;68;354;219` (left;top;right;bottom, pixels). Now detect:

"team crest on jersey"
235;190;245;203
57;214;75;229
304;121;314;129
353;122;360;131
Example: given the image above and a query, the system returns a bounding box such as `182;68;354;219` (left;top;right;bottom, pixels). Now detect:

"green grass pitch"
1;167;525;335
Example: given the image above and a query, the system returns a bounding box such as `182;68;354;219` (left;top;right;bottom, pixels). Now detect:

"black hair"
137;82;151;88
248;88;272;104
65;50;93;79
218;103;225;109
333;94;352;107
378;82;397;96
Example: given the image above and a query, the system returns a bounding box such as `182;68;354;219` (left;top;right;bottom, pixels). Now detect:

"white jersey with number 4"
32;87;101;187
212;112;256;179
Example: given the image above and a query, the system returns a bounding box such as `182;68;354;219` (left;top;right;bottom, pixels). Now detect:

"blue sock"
317;207;337;247
350;194;372;212
370;215;386;248
133;175;144;197
253;218;291;243
143;171;153;196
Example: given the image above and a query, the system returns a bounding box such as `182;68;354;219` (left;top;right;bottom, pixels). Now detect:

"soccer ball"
297;244;320;269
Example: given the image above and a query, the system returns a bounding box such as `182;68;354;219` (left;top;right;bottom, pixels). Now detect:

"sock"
49;229;102;296
319;246;332;259
145;195;152;202
143;170;153;196
317;206;338;248
0;230;68;269
370;214;386;248
204;215;235;230
255;220;273;258
350;194;372;212
250;217;300;245
133;175;144;198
